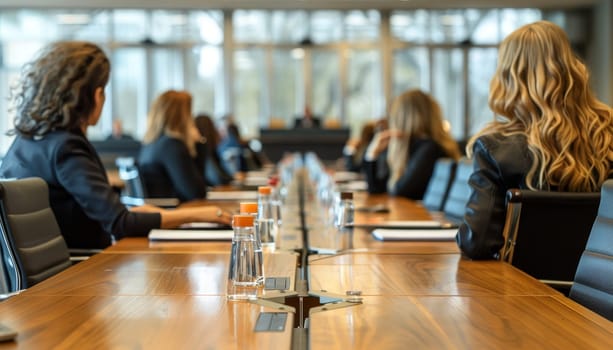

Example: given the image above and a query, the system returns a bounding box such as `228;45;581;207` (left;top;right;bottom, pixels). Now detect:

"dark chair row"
421;157;472;224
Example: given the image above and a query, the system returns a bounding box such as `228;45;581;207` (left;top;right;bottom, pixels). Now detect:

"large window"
0;7;589;155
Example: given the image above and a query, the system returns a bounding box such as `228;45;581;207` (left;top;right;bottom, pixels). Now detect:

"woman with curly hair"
0;41;231;249
364;89;461;199
456;21;613;259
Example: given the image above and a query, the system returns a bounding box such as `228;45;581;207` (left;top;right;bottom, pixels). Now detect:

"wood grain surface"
309;295;613;350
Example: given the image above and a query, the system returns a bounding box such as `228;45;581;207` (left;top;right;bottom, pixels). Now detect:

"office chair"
115;157;179;208
0;178;72;289
570;179;613;321
441;158;473;221
422;158;457;212
500;188;600;293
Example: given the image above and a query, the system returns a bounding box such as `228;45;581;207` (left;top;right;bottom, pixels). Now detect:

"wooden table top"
308;253;554;297
24;251;297;297
309;295;613;350
0;295;293;349
0;250;298;349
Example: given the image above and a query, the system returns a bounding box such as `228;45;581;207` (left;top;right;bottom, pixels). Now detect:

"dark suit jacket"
364;138;446;200
294;117;321;128
138;135;207;202
0;130;160;249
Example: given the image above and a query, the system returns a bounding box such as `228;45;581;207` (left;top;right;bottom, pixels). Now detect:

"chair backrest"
422;158;456;212
115;157;179;208
0;224;19;293
0;178;72;289
570;179;613;321
500;188;600;286
116;157;147;198
442;158;472;220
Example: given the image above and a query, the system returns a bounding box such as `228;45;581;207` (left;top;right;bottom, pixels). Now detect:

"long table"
0;251;297;349
1;193;611;349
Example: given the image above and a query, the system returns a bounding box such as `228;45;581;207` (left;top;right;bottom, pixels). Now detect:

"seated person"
106;119;134;140
363;89;461;199
194;114;234;186
217;121;264;174
343;121;375;173
139;90;207;202
0;41;231;250
456;21;613;259
294;106;321;128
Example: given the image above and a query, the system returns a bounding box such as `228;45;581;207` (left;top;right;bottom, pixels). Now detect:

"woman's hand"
157;205;233;228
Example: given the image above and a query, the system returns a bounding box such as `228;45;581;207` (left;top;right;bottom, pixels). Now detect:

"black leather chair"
1;222;21;298
115;157;179;208
500;188;601;293
570;179;613;320
441;158;472;221
422;158;456;212
0;178;72;290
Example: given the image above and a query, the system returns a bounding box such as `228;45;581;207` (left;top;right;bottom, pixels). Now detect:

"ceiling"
0;0;601;10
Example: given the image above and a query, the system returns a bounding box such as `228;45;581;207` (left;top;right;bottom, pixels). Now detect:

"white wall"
589;0;612;105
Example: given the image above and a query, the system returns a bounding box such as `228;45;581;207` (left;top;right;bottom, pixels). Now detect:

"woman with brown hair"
0;41;231;249
138;90;207;201
364;89;461;199
194;114;233;186
456;21;613;259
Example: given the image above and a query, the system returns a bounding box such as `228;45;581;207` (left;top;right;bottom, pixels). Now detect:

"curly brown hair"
10;41;110;137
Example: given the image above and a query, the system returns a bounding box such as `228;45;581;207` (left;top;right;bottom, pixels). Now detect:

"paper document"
207;191;258;201
149;229;233;241
179;222;230;229
353;220;450;229
372;229;457;241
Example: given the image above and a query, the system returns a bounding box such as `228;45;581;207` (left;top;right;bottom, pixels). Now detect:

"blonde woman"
456;21;613;259
0;42;231;249
364;89;461;199
138;90;207;202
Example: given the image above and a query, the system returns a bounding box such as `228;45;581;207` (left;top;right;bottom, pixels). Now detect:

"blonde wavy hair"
143;90;197;156
387;89;461;190
468;21;612;192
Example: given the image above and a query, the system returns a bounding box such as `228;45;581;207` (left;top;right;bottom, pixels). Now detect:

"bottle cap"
258;186;271;195
239;202;258;214
233;214;254;227
340;192;353;200
268;176;279;186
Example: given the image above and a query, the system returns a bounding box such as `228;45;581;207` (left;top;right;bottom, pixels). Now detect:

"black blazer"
138;135;207;202
0;130;160;249
196;142;233;187
294;117;321;128
364;138;446;200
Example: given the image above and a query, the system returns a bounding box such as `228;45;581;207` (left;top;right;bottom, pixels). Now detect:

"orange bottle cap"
239;202;258;214
258;186;271;195
233;214;254;227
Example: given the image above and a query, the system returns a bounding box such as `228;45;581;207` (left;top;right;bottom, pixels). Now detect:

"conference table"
0;191;611;349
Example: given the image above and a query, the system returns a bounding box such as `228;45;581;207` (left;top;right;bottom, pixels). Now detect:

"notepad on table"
207;191;257;201
372;229;457;241
148;229;233;241
178;222;231;229
353;220;455;229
